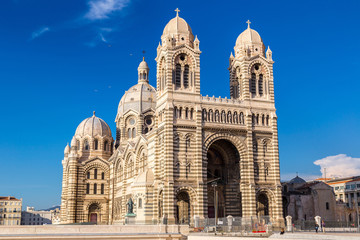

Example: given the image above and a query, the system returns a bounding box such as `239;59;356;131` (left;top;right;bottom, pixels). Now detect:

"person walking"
315;223;319;233
321;220;326;233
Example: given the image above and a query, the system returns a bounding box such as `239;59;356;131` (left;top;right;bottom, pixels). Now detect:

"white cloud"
30;27;50;40
85;0;129;20
314;154;360;178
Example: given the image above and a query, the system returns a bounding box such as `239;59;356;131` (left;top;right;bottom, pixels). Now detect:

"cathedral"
60;10;283;226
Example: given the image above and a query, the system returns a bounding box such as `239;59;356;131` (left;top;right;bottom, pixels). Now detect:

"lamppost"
211;181;218;231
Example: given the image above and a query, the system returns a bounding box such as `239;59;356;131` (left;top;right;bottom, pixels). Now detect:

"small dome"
117;82;156;118
75;112;112;138
162;9;194;43
138;58;149;70
289;176;306;184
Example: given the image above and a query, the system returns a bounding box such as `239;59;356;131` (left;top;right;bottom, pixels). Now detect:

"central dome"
116;82;156;119
75;112;112;138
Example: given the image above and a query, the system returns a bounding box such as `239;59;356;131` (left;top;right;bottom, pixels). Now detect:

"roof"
326;175;360;185
0;196;21;201
75;112;112;138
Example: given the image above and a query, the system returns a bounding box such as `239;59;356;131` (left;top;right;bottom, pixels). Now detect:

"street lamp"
211;181;218;231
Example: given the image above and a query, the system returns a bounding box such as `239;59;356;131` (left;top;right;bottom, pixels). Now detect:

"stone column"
285;215;292;232
227;215;233;232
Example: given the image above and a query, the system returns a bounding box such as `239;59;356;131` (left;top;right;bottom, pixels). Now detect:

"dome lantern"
137;57;149;83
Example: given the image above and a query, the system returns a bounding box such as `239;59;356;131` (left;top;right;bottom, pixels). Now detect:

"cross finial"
142;50;146;61
296;172;298;177
93;111;96;116
246;20;251;28
175;8;180;17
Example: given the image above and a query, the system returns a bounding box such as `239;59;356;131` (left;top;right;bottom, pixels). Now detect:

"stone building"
60;10;283;226
326;176;360;222
0;196;22;225
21;206;60;225
282;176;336;222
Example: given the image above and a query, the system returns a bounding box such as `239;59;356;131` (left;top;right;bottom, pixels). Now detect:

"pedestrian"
321;220;325;233
315;223;319;233
280;228;285;235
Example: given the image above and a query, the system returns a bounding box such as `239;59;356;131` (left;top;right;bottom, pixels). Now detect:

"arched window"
174;107;178;118
179;107;182;118
251;73;256;95
202;109;207;121
94;139;98;150
184;65;189;88
266;115;269;126
215;110;219;122
190;108;194;120
87;171;90;179
209;109;213;122
175;64;181;87
104;141;108;151
259;74;263;96
94;169;98;179
84;140;90;150
138;198;142;209
101;184;104;194
132;128;136;138
221;111;226;123
86;183;90;194
227;111;232;123
262;115;265;125
185;108;189;119
240;112;244;124
234;112;238;124
101;172;104;180
128;128;131;138
93;183;97;194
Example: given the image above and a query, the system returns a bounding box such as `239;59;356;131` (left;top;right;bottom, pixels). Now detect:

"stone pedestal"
227;215;233;232
285;216;292;232
125;213;136;225
315;216;321;231
194;215;200;228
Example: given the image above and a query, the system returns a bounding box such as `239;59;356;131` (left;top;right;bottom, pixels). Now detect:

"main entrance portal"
207;139;241;218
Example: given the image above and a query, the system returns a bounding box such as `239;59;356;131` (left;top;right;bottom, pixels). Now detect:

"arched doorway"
256;192;269;216
176;191;190;224
206;139;241;218
88;203;101;224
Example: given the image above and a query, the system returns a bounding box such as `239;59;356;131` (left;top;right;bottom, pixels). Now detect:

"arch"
175;191;190;224
221;110;226;123
203;132;247;156
205;137;242;217
240;112;244;125
132;128;136;138
256;188;276;217
215;110;220;122
94;139;99;150
87;202;101;223
84;139;90;151
175;64;181;87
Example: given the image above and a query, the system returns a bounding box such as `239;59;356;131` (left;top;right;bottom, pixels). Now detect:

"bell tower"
155;8;201;98
229;20;274;102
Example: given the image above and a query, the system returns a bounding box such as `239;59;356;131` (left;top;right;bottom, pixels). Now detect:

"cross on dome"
175;8;180;17
93;111;96;116
246;20;251;28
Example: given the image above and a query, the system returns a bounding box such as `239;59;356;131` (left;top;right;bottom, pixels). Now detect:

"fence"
194;216;272;234
293;219;359;232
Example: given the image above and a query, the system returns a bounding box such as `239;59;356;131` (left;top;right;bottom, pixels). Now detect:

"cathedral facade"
60;11;283;226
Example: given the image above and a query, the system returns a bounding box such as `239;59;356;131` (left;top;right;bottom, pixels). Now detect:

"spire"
266;45;273;61
230;52;234;59
246;20;251;29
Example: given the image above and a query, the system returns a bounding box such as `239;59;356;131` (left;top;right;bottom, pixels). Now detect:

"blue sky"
0;0;360;210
